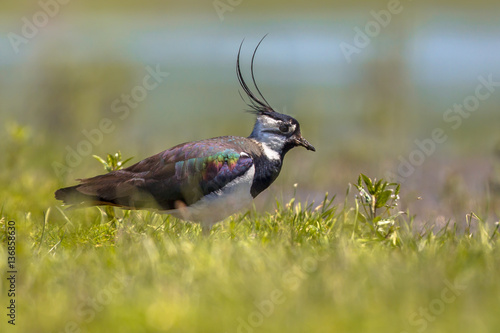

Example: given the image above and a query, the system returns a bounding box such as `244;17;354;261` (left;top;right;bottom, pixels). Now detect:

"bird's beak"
296;136;316;152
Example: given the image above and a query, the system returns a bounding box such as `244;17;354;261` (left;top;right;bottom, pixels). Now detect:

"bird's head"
237;37;316;158
249;110;315;157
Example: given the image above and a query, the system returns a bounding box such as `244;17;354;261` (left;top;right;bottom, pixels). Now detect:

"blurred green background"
1;0;500;225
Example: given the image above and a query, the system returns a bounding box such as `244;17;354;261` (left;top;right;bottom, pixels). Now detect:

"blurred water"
1;13;499;91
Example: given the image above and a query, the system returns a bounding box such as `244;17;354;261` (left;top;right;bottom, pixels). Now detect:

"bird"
55;37;315;229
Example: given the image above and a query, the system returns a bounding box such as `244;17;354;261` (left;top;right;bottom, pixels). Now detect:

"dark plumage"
55;37;315;227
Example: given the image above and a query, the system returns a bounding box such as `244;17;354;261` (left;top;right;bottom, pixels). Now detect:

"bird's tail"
55;172;159;209
55;184;101;207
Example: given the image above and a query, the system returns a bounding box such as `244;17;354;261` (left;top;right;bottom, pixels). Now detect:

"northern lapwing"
55;38;315;228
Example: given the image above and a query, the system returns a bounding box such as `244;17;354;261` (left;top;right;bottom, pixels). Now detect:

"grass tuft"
1;154;500;332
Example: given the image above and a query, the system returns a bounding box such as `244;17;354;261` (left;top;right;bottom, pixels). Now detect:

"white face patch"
258;116;297;134
260;142;281;160
250;115;296;160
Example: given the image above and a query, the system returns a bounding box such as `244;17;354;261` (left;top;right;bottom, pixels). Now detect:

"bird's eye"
279;123;290;133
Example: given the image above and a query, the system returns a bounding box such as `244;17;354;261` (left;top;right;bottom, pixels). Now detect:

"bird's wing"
72;139;254;210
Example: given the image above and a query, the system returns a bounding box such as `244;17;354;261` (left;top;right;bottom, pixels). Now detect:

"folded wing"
55;139;254;210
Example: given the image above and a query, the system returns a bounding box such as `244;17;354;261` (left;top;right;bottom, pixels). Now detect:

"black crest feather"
237;35;275;115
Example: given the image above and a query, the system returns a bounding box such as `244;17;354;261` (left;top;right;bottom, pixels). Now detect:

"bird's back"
55;136;270;215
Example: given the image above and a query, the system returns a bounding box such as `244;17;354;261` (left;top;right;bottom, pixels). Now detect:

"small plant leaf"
93;155;107;166
375;190;392;208
120;157;134;169
361;174;372;191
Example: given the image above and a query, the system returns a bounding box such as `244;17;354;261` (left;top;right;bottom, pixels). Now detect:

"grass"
1;167;500;333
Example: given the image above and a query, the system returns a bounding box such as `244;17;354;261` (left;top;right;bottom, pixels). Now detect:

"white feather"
166;166;256;228
249;115;292;161
260;142;280;160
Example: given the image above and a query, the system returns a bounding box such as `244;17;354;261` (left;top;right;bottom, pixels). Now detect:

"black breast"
249;154;282;198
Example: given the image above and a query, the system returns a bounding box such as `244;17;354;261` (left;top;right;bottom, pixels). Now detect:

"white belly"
166;166;255;228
